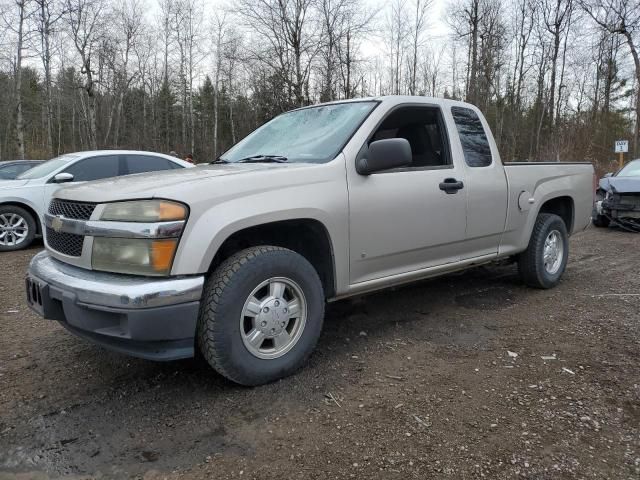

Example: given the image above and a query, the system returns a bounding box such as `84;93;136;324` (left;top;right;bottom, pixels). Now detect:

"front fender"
170;161;350;294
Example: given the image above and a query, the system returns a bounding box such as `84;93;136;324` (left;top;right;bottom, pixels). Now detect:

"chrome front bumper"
26;251;205;361
28;251;203;309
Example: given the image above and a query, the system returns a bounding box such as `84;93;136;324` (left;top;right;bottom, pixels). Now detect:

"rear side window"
63;155;121;181
124;155;178;175
451;107;492;167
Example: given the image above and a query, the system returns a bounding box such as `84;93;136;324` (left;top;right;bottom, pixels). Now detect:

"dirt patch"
1;229;639;479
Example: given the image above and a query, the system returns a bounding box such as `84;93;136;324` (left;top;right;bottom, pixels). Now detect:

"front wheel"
0;205;36;252
518;213;569;289
592;191;610;228
197;246;325;386
592;213;610;228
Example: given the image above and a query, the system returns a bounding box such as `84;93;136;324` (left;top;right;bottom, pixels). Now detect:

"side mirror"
356;138;412;175
52;172;74;183
604;172;613;178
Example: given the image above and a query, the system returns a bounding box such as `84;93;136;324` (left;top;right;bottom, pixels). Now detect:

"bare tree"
387;0;409;95
448;0;486;104
102;0;144;147
65;0;105;150
538;0;573;129
236;0;319;107
211;12;226;158
422;46;444;96
2;0;34;159
582;0;640;154
408;0;432;95
33;0;66;156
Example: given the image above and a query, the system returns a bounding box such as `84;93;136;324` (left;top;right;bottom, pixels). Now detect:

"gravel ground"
0;228;639;480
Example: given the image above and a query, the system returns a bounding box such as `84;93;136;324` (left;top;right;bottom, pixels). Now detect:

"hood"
54;162;322;203
0;179;30;189
599;176;640;194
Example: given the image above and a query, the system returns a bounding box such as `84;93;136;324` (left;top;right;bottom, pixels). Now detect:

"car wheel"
592;214;610;228
592;191;610;228
518;213;569;289
197;246;325;386
0;205;36;251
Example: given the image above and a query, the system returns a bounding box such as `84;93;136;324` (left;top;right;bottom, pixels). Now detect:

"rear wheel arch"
537;196;574;233
208;218;337;299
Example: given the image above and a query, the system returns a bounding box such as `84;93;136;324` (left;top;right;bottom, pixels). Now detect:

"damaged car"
593;158;640;231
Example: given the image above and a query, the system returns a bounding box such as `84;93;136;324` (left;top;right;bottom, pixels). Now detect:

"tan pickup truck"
26;96;595;385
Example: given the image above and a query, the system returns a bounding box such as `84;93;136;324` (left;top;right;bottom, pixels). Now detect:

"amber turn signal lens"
159;201;187;221
150;239;179;272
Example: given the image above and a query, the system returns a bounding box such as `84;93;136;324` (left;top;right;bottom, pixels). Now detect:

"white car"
0;150;193;251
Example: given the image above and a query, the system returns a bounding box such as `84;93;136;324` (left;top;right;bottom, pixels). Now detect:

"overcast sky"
144;0;453;58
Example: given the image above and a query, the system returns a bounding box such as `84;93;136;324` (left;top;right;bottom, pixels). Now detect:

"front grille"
48;199;96;220
46;227;84;257
619;195;640;208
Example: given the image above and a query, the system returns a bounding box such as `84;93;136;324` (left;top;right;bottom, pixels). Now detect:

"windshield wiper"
210;157;230;164
236;155;288;163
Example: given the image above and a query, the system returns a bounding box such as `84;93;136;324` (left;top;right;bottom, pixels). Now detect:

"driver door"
347;105;468;285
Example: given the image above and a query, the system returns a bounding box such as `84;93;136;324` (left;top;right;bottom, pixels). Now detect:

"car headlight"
100;200;187;222
92;200;187;276
92;237;179;276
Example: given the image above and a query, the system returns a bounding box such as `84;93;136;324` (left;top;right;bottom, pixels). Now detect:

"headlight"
92;237;179;276
100;200;186;222
92;199;187;276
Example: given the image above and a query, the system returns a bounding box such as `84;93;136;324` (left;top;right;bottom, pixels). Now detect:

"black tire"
518;213;569;289
592;191;610;228
0;205;36;252
197;246;325;386
592;214;610;228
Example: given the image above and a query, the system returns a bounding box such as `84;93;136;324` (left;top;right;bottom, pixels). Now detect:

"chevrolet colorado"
26;96;595;385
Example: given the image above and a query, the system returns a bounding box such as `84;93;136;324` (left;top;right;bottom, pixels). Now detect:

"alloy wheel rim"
240;277;307;360
0;213;28;247
543;230;564;275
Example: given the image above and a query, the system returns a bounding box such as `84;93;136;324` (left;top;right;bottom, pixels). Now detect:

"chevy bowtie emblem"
51;215;64;233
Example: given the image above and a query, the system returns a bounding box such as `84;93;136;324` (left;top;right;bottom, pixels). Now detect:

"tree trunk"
622;30;640;155
85;82;98;150
40;1;55;156
468;0;480;104
15;0;26;159
113;90;126;147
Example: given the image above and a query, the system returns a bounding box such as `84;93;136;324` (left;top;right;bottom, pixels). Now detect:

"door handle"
439;178;464;194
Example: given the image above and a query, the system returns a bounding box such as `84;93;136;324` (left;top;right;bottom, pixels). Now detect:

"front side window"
368;106;451;169
63;155;121;182
451;107;492;167
124;155;179;175
220;101;378;164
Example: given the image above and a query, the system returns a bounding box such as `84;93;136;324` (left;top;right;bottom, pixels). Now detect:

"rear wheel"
197;246;324;386
0;205;36;251
518;213;569;289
